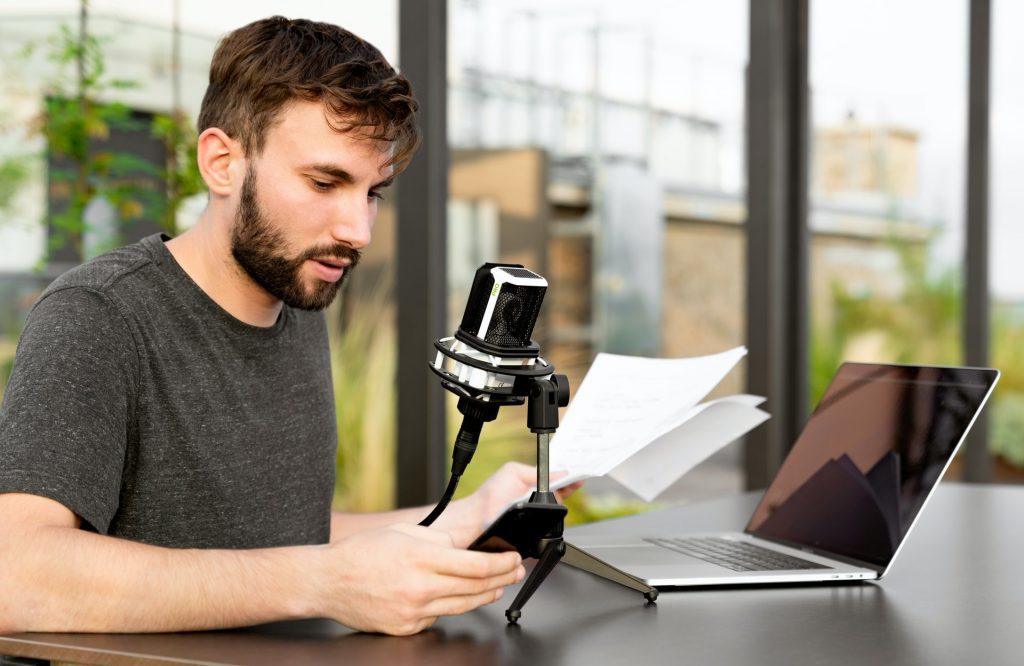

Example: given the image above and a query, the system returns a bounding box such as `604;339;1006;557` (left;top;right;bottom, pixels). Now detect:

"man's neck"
165;212;284;328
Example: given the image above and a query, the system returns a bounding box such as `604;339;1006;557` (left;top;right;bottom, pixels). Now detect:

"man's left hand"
437;462;584;548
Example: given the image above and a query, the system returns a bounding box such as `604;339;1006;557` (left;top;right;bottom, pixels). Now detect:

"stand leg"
505;538;566;624
562;542;659;602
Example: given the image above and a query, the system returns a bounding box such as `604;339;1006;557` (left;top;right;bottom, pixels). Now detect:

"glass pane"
809;2;967;411
990;0;1024;483
448;0;748;518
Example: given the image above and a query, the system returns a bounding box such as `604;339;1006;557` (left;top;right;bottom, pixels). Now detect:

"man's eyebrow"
306;164;355;183
306;164;393;190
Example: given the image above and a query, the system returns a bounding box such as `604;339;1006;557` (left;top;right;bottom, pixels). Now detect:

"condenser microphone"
458;264;547;351
430;263;553;404
420;263;558;527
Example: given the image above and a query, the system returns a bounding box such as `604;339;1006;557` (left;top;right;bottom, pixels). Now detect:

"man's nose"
331;198;373;250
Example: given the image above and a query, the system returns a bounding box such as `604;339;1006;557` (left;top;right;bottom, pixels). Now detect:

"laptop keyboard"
645;537;831;572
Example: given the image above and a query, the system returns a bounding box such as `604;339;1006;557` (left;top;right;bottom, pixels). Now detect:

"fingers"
404;557;524;622
496;461;535;483
387;523;521;579
416;562;524;605
421;585;508;618
429;548;522;578
555;480;585;501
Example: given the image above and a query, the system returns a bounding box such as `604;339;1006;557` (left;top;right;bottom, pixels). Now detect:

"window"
448;0;749;510
988;0;1024;482
809;0;968;408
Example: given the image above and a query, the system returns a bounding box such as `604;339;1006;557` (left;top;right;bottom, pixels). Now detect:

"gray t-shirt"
0;234;337;549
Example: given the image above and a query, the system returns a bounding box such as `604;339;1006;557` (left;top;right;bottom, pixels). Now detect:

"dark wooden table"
2;482;1019;665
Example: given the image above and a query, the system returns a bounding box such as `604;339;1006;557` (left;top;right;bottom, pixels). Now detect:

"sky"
1;0;1020;299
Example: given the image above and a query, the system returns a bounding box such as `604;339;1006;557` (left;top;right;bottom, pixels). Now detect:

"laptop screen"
745;363;998;569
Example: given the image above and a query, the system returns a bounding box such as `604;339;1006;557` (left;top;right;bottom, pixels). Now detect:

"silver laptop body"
569;362;1000;588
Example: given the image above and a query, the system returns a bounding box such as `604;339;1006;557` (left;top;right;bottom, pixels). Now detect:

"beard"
230;164;361;311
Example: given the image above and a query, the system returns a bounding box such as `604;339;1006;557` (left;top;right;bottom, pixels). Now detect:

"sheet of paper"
606;395;769;501
547;346;748;480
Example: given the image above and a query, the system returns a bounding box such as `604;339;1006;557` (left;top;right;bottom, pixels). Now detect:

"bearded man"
0;16;574;636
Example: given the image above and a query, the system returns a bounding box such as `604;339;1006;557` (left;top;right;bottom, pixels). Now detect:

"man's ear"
197;128;243;196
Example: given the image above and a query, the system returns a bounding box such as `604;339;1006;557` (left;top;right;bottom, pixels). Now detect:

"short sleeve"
0;286;138;532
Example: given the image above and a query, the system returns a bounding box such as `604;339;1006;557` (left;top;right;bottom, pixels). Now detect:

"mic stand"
428;335;658;623
499;376;660;624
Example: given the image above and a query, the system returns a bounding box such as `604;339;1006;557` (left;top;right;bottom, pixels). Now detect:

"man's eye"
369;190;385;202
310;179;333;191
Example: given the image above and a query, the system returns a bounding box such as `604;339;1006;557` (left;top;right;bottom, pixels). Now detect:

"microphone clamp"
429;335;555;406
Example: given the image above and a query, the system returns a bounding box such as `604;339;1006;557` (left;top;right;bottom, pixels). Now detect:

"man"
0;17;575;636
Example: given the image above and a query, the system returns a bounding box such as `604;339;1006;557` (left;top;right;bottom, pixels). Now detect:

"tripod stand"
427;332;658;623
470;375;659;624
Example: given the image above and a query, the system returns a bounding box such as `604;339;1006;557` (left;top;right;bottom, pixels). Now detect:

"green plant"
991;392;1024;467
809;235;1024;469
0;151;30;215
809;239;962;408
27;9;161;260
990;306;1024;465
329;282;397;512
151;110;203;235
13;2;201;257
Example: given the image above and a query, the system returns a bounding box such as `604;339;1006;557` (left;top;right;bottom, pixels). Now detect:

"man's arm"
0;492;523;636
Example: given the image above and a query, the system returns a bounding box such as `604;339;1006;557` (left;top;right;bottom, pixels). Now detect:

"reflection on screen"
746;364;997;568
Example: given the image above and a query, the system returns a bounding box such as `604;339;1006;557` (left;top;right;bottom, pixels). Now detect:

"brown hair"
198;16;420;172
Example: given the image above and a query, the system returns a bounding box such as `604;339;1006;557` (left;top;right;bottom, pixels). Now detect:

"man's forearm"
0;525;322;633
330;496;483;545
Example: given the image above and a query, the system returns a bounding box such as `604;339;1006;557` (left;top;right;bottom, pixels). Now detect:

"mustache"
296;244;362;268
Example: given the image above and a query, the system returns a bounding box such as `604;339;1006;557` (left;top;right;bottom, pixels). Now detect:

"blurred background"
0;0;1020;524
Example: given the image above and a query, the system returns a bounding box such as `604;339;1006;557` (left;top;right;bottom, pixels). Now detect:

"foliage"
329;282;397;512
992;304;1024;394
809;236;1024;466
992;393;1024;466
25;19;161;259
809;240;962;407
12;9;203;259
0;153;30;215
150;110;204;234
990;306;1024;466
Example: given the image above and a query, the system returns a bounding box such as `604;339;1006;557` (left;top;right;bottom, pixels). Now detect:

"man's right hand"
315;523;525;635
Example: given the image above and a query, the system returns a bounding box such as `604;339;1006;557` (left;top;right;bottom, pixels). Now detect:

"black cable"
419;472;461;527
418;402;498;527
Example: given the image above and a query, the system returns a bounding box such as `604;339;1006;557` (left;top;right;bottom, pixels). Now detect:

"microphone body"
431;263;554;405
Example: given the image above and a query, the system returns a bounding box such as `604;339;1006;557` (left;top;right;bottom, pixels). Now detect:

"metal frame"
963;0;992;482
396;0;448;507
744;0;810;489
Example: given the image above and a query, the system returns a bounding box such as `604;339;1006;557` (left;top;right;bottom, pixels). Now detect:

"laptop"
568;362;1000;587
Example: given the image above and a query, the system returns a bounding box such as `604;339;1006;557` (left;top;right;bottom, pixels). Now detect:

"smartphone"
469;502;567;558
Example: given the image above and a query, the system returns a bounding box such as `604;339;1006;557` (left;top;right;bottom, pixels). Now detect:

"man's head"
196;17;419;310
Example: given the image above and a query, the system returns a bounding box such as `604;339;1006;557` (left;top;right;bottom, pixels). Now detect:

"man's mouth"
313;257;348;269
309;257;350;283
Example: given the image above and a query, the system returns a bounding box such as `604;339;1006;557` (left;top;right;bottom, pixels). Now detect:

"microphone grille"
484;284;546;347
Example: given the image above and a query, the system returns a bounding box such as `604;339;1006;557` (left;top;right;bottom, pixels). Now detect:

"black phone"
469;502;567;558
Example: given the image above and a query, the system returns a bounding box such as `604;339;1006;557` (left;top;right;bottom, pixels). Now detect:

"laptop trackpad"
586;544;705;568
